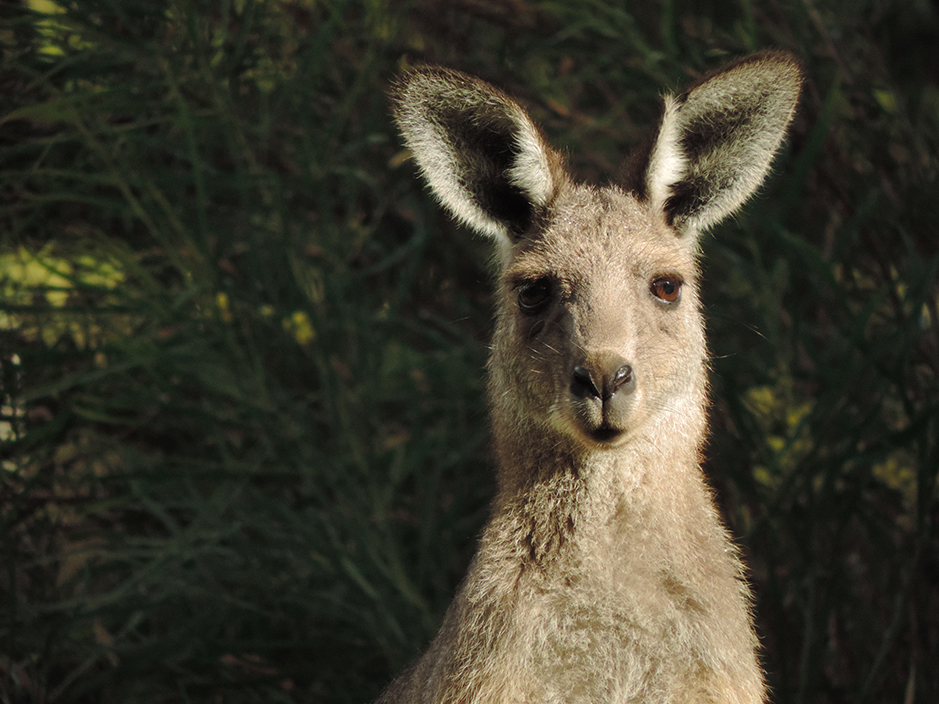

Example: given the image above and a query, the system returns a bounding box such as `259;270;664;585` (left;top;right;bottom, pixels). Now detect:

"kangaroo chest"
460;499;727;703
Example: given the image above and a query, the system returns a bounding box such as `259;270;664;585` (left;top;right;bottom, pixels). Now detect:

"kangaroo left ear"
391;67;564;248
636;51;803;238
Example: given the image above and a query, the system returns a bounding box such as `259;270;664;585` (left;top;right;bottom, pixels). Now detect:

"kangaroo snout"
570;356;635;401
569;353;637;443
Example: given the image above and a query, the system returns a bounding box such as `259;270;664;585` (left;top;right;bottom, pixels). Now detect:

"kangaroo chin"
381;52;802;704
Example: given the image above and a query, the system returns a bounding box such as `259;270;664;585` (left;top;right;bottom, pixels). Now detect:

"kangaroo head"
392;53;801;467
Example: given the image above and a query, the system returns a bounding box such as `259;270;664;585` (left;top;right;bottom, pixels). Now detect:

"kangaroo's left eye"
650;276;683;303
517;277;553;314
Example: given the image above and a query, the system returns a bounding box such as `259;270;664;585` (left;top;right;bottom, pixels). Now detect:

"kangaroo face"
392;52;800;457
493;185;705;449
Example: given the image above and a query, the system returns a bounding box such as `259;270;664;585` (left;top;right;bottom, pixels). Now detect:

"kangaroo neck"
487;417;707;572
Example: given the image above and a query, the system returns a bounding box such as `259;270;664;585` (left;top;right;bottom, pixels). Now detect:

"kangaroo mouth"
549;400;633;449
586;423;625;446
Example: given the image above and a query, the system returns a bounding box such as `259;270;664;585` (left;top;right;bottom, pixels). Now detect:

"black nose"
571;365;601;399
571;359;635;400
609;363;634;395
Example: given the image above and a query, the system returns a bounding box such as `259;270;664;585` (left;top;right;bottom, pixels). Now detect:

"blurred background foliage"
1;0;937;702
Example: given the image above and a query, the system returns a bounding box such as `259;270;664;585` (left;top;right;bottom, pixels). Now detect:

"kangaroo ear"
637;51;803;238
391;67;563;246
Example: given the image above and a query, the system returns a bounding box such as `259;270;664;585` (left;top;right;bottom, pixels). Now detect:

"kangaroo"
381;51;802;704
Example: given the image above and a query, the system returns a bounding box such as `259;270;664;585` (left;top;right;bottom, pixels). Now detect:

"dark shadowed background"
1;0;937;702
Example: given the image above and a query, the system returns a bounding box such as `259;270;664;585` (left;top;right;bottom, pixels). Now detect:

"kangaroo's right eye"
650;275;683;303
517;278;553;314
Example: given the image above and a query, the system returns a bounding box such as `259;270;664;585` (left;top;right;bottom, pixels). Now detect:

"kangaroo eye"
517;278;553;314
651;276;682;303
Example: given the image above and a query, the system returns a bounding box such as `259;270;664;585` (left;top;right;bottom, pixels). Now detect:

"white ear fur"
646;95;687;219
392;68;558;246
507;117;555;211
644;52;803;238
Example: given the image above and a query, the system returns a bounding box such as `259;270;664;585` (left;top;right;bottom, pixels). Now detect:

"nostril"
571;365;601;400
610;364;633;394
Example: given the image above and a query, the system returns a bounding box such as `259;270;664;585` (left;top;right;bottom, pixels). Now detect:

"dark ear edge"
621;127;656;202
677;50;804;102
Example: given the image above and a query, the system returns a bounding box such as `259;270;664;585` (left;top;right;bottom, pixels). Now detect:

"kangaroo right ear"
391;67;563;246
635;51;803;238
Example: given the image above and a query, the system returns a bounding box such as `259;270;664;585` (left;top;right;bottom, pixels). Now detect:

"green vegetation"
1;0;936;701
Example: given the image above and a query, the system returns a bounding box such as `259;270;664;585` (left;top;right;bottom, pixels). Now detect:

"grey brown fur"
381;52;802;704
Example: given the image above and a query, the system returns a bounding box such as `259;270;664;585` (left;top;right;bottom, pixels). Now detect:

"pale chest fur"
427;462;761;704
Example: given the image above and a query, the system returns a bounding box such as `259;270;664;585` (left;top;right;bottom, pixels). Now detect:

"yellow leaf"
216;292;233;323
873;88;897;115
283;310;315;345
